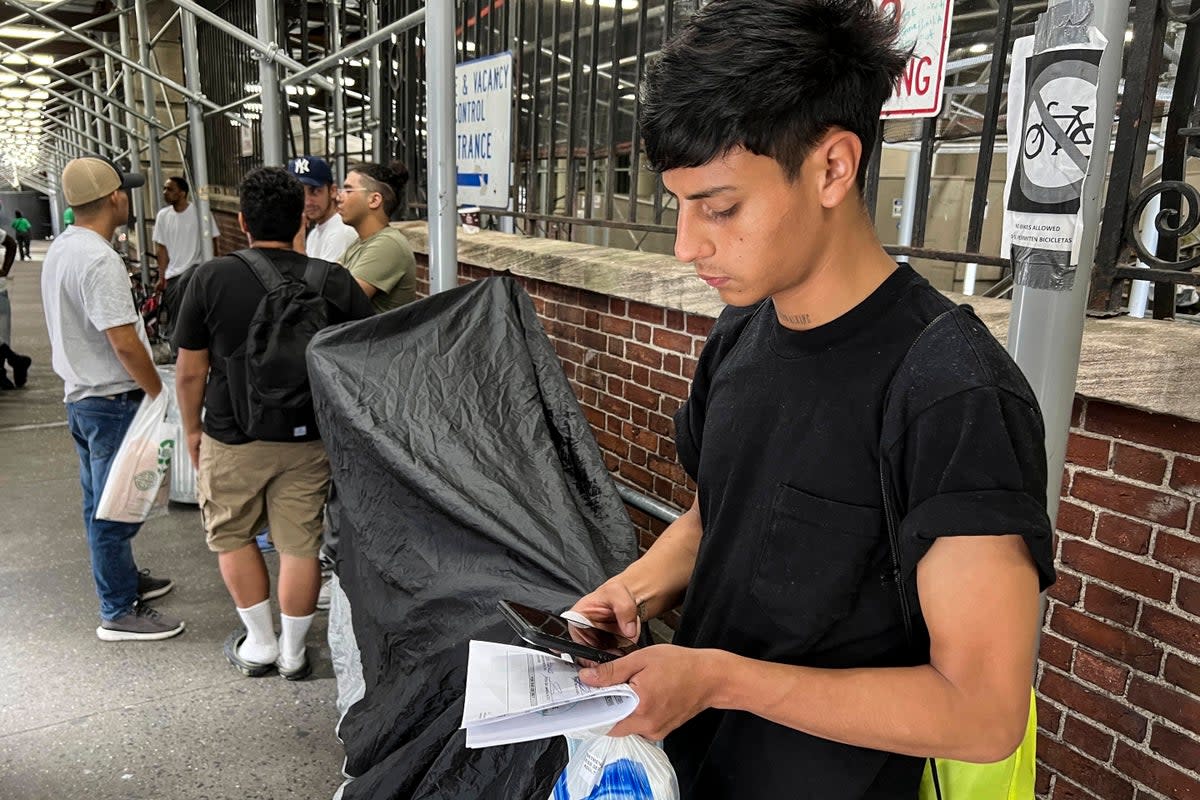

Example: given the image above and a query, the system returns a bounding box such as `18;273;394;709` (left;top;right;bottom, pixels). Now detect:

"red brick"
1036;762;1052;796
576;366;607;391
647;454;686;484
628;445;647;467
1040;631;1075;671
1038;668;1149;739
649;371;690;402
1070;473;1190;528
1049;775;1101;800
685;314;714;337
627;301;665;325
1067;433;1112;470
577;328;607;352
629;406;648;427
607;337;624;357
546;284;580;305
630;366;649;386
618;461;653;491
600;315;634;338
1072;648;1131;693
1170;457;1200;498
693;339;705;358
1036;696;1064;734
633;323;652;344
1180;578;1200;617
626;342;662;369
1050;607;1163;673
558;304;586;325
652;327;693;354
1062;715;1115;761
1154;532;1200;578
1060;539;1174;602
1138;605;1200;659
578;290;609;313
660;396;682;417
1072;397;1085;427
1048;571;1083;605
663;354;682;375
609;298;626;317
1150;723;1200;775
599;393;632;421
1037;737;1135;799
1086;401;1200;457
621;423;657;453
1112;444;1168;485
1114;740;1200;799
1062;469;1072;497
681;357;699;380
1095;513;1152;555
665;308;684;330
624;383;659;411
1128;676;1200;735
597;354;632;381
545;318;577;341
1164;653;1200;695
594;429;629;459
1057;501;1096;538
1082;583;1139;627
647;413;673;437
583;405;605;431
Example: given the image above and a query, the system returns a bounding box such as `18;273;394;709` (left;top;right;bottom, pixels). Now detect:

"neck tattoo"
779;312;812;326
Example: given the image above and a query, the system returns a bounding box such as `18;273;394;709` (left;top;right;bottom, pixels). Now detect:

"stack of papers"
460;640;639;748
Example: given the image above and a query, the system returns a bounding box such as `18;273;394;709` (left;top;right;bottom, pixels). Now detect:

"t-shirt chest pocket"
750;484;884;649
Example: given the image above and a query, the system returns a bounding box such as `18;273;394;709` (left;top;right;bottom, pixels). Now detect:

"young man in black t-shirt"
572;2;1056;798
174;168;373;679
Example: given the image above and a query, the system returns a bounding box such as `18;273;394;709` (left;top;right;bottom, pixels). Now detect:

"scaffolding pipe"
165;0;335;92
103;45;123;155
254;0;283;165
424;0;457;294
366;0;383;162
135;0;165;237
330;0;347;177
149;7;182;48
90;59;108;155
280;7;426;88
181;9;214;263
119;0;151;284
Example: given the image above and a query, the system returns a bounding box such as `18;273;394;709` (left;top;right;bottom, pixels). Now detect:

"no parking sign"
878;0;954;119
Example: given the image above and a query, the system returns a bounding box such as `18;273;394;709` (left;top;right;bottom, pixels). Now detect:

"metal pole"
1006;0;1131;526
166;0;335;91
425;0;458;293
135;0;164;231
1128;137;1166;318
103;44;123;154
256;0;283;166
895;148;921;264
181;10;214;263
367;0;383;162
90;59;108;155
119;0;151;284
280;7;426;88
330;1;347;177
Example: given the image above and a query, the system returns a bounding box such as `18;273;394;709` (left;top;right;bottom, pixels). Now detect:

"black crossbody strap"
231;248;287;292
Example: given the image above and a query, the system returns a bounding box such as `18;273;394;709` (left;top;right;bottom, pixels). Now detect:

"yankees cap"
287;155;335;187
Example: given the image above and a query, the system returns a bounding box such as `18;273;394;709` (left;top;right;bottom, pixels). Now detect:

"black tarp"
308;276;638;799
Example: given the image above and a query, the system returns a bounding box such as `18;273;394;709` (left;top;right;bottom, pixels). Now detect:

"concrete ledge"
399;222;1200;423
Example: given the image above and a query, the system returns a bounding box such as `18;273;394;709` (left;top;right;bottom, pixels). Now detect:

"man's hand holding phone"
569;577;645;642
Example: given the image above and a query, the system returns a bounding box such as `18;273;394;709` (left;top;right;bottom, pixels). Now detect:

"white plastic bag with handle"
95;391;175;523
550;729;680;800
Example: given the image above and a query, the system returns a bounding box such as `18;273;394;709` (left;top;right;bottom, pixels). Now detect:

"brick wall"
1039;398;1200;799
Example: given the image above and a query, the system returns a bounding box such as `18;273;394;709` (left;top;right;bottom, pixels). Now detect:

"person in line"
287;155;359;263
337;161;417;313
174;167;373;679
0;205;28;390
153;176;203;340
41;156;182;641
12;209;32;260
570;2;1056;798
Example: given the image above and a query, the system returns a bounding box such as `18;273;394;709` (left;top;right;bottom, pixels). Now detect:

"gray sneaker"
137;569;174;602
97;604;186;642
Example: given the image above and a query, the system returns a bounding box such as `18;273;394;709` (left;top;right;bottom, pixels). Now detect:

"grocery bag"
95;391;175;523
550;730;680;800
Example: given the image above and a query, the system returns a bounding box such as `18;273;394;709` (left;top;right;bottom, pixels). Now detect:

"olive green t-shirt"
343;226;417;314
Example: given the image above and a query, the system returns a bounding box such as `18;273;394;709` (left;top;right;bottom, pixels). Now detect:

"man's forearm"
616;499;702;620
176;374;205;434
114;346;162;398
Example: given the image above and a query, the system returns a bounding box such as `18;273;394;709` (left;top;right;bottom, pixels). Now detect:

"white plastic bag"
95;391;175;523
550;730;680;800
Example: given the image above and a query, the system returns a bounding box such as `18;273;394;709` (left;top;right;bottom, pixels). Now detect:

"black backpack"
224;249;332;442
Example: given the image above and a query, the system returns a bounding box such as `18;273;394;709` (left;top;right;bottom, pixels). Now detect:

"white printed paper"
460;641;639;748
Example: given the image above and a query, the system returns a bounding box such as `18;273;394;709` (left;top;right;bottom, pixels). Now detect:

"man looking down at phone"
570;1;1056;798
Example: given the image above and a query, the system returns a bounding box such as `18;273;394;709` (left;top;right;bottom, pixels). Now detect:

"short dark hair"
640;0;908;188
13;210;22;218
349;160;409;217
239;167;303;243
168;175;189;195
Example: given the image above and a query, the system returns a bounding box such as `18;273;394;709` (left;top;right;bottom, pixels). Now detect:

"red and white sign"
878;0;954;119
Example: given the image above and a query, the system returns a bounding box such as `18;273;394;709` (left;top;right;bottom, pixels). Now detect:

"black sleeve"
673;302;764;480
172;264;210;350
888;385;1056;591
328;265;375;321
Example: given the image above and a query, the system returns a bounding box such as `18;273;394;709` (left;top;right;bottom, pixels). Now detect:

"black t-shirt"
668;265;1056;800
173;248;375;444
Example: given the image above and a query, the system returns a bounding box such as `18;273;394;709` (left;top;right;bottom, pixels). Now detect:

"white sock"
278;612;314;669
236;599;278;664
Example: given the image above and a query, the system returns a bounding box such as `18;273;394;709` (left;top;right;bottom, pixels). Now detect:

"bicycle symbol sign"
1022;101;1094;160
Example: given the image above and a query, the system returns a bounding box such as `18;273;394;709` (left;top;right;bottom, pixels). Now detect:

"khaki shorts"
198;433;330;558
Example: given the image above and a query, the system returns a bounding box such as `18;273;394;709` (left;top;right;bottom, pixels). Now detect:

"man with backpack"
173;167;372;679
570;2;1055;798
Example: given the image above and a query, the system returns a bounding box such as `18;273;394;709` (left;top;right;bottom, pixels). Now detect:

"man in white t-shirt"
42;156;184;643
153;175;202;338
287;155;358;263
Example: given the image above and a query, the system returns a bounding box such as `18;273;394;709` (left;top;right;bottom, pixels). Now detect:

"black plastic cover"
308;276;638;799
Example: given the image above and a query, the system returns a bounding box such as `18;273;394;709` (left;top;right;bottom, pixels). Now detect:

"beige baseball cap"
62;156;145;207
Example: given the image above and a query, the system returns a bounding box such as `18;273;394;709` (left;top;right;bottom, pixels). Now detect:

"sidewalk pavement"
0;240;345;800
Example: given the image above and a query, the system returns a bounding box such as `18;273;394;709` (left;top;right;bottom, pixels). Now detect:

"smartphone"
497;599;639;665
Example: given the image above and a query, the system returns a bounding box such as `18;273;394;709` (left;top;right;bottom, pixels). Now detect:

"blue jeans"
67;394;144;621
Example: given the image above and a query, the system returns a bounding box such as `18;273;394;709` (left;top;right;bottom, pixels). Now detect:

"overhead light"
968;43;988;54
1124;29;1133;43
244;81;261;93
0;87;31;98
24;73;50;86
0;25;55;41
29;90;47;100
575;0;638;8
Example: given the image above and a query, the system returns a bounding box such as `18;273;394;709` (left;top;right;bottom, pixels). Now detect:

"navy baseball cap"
286;155;334;187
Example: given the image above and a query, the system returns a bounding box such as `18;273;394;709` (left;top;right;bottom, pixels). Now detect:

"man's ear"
815;129;862;210
237;211;249;235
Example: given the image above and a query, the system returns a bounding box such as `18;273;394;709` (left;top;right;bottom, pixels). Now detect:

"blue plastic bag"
550;730;680;800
